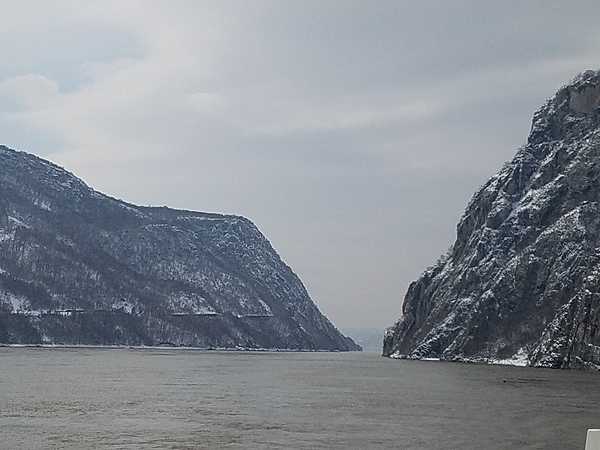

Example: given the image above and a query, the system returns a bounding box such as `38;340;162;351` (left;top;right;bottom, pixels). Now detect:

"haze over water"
0;348;598;449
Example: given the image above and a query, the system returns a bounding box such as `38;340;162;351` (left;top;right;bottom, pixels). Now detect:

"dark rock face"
384;70;600;369
0;146;359;350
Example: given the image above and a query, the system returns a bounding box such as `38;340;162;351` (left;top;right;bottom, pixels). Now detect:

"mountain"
384;70;600;369
343;328;384;353
0;146;359;350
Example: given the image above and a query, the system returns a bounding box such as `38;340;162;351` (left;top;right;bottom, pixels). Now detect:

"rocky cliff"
0;146;359;350
384;70;600;369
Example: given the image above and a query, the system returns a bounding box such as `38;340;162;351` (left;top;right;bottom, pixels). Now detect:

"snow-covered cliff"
384;70;600;369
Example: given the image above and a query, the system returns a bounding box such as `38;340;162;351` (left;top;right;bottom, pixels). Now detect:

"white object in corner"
586;430;600;450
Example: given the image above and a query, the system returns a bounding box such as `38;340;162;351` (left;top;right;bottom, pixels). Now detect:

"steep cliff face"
384;70;600;369
0;146;359;350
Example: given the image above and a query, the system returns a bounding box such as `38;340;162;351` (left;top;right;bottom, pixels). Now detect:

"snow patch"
0;291;30;313
491;347;529;367
111;299;135;314
33;198;52;211
0;230;14;243
8;216;30;228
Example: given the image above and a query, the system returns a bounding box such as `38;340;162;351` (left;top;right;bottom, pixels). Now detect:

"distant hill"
343;328;383;353
0;145;359;351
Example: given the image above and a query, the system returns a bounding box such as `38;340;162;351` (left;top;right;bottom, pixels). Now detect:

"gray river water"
0;348;598;449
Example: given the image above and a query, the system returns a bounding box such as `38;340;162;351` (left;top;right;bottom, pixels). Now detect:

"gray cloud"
1;1;600;328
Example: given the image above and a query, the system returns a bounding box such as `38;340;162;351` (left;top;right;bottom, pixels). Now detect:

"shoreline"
0;343;361;353
383;353;600;371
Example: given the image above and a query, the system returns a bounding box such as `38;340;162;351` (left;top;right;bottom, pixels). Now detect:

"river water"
0;348;598;449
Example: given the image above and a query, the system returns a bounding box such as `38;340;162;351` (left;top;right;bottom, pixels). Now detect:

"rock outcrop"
384;70;600;369
0;146;359;350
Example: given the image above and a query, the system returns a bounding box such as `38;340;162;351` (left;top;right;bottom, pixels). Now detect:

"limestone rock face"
0;146;359;350
384;70;600;369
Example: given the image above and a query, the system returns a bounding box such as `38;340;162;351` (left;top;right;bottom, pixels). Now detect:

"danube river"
1;348;598;449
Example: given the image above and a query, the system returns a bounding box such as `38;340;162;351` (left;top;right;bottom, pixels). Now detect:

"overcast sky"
1;1;599;329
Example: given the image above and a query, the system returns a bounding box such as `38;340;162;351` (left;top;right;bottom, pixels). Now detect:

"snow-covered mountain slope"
384;70;600;369
0;146;359;350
